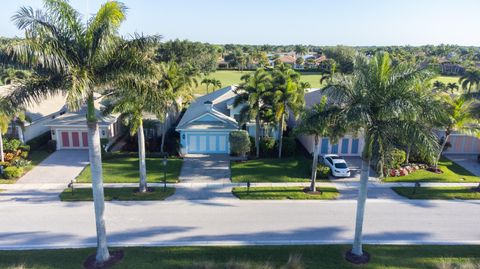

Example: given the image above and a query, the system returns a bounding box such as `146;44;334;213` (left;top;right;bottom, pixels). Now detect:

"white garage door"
187;134;228;154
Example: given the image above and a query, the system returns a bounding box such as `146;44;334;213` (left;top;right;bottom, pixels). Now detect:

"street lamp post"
163;154;167;192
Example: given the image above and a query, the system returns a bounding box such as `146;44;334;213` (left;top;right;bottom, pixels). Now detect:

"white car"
321;154;351;177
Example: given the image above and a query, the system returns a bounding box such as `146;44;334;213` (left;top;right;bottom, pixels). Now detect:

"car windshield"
331;156;343;160
334;163;348;169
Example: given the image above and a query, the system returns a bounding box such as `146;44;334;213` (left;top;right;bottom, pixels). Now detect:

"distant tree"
459;68;480;93
323;46;356;74
433;80;446;92
201;78;222;94
446;82;459;93
295;57;304;66
294;45;308;56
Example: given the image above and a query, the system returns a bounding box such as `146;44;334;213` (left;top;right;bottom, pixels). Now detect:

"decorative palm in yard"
271;64;305;158
201;77;222;94
434;96;479;169
326;52;442;263
157;61;198;153
234;68;272;158
1;0;156;265
459;68;480;94
447;82;459;93
295;96;346;192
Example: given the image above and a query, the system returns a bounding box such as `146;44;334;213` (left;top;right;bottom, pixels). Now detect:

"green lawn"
384;157;480;183
0;149;51;184
231;156;311;183
76;157;182;183
194;70;325;95
432;75;460;85
232;186;338;200
392;186;480;200
60;187;175;201
0;245;479;269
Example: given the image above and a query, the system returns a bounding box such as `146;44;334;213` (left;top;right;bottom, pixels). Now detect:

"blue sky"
1;0;479;46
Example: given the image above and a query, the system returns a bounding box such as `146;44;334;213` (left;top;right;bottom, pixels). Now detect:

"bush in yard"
3;166;23;179
26;131;51;150
18;145;30;152
0;162;11;168
386;148;406;169
20;151;29;159
248;136;256;156
229;130;251;157
280;136;297;157
4;138;22;152
260;137;276;157
47;140;57;153
12;158;31;168
100;138;109;154
317;164;331;179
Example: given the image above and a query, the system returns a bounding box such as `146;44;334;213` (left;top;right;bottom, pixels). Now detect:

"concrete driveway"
179;155;231;183
445;154;480;176
18;150;89;185
326;156;378;182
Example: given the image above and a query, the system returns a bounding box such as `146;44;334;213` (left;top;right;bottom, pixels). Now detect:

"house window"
320;138;329;154
351;139;359;154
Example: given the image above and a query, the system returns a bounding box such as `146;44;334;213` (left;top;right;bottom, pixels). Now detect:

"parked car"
321;154;351;177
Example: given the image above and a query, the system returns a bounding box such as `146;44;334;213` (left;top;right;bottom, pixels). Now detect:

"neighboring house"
0;85;67;142
444;132;480;154
288;88;365;157
46;94;123;150
176;86;278;155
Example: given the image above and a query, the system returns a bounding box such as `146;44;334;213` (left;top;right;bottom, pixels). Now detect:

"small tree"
229;130;250;157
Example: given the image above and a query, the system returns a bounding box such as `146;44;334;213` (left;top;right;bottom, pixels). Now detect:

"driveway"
445;154;480;176
18;150;89;185
179;155;231;183
327;156;378;182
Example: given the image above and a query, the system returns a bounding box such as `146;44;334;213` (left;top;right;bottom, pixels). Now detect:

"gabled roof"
176;86;239;131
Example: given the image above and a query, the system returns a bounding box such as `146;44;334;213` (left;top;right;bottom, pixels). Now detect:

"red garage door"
61;132;70;147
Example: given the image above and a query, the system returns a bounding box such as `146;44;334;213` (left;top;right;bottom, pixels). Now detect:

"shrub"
12;158;31;168
4;153;15;162
0;162;11;168
316;164;331;179
26;131;51;150
18;145;30;152
386;148;406;169
20;151;29;159
100;138;109;154
4;138;22;152
47;140;57;153
3;166;23;179
229;130;251;157
249;136;256;156
260;137;276;157
280;136;297;157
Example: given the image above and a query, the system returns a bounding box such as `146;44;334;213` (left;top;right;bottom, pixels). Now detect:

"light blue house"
176;86;240;155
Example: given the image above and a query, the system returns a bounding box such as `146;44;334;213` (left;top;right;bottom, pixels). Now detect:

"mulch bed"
345;249;370;264
303;187;323;195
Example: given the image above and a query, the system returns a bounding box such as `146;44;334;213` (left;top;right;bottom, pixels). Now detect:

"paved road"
18;150;89;184
0;197;479;249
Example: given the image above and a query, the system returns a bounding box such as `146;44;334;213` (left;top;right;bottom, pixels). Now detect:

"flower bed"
1;138;31;180
387;163;428;177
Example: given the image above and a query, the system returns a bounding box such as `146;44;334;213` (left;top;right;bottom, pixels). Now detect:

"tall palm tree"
432;80;446;92
201;78;213;94
326;52;441;262
446;82;459;93
201;78;221;94
434;96;479;168
271;65;304;158
234;68;272;158
2;0;156;264
157;61;198;153
295;96;346;191
459;68;480;94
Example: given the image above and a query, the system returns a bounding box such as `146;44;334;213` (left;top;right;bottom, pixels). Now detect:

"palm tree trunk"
86;95;110;264
277;113;284;158
255;114;260;158
351;157;371;256
405;145;411;164
160;120;167;154
17;126;24;143
0;132;4;163
310;135;319;192
435;134;450;168
138;122;147;193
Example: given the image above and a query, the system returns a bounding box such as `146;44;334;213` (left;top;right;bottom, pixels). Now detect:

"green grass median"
60;187;175;201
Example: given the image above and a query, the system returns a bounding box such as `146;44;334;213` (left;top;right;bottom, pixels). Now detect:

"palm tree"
201;78;213;94
434;96;479;168
296;96;346;191
432;80;446;92
447;82;459;93
157;61;198;153
326;52;441;262
2;0;157;264
104;70;163;193
271;65;304;158
234;68;272;158
0;68;29;85
459;68;480;94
